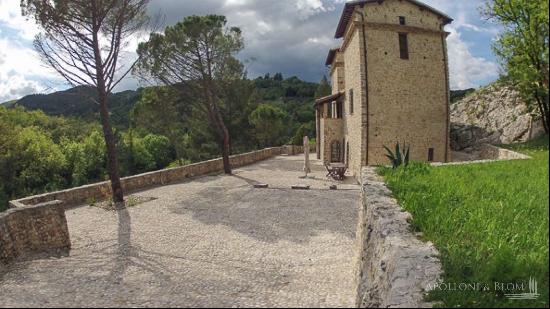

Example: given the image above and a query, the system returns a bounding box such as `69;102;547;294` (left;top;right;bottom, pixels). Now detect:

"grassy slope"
379;135;549;308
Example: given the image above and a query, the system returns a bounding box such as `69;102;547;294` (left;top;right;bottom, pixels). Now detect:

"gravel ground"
0;154;360;308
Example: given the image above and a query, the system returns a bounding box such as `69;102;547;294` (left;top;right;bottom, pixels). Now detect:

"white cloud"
0;0;41;40
0;37;63;102
446;27;499;89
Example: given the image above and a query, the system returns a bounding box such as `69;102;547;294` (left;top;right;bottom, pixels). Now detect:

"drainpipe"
441;31;451;162
358;7;370;166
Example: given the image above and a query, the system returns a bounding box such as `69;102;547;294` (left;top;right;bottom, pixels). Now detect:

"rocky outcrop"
450;83;545;150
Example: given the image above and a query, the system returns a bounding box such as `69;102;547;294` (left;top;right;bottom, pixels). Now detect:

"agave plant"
384;142;410;169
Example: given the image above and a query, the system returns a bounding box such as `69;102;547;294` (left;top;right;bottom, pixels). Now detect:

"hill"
6;75;318;129
10;86;141;128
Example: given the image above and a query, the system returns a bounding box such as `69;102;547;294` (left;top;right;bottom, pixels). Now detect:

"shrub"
383;142;410;169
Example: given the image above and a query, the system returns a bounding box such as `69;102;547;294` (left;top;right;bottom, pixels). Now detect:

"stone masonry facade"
316;0;452;177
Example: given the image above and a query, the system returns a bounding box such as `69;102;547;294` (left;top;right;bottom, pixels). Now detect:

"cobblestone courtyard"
0;155;360;307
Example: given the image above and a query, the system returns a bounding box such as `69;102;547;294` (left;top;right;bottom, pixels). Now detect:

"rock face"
450;83;545;150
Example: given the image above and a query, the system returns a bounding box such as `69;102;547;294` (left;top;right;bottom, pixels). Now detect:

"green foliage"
483;0;549;133
380;137;549;308
119;131;156;176
61;130;107;186
5;126;67;198
383;142;410;169
290;122;315;146
315;75;332;98
249;104;288;147
142;134;172;169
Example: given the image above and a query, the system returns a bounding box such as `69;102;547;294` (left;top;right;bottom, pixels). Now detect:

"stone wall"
364;0;450;165
9;147;284;209
0;201;70;265
479;144;531;160
354;167;442;308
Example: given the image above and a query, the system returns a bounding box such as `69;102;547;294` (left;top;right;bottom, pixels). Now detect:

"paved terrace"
0;154;360;308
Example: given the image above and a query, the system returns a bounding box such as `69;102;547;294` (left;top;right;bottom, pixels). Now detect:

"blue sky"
0;0;502;102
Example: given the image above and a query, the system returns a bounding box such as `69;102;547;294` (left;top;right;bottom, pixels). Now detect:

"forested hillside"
0;74;319;210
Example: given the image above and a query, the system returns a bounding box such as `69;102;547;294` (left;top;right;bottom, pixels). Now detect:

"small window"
428;148;435;162
399;33;409;60
346;142;350;167
399;16;406;25
349;89;354;114
336;101;343;118
327;102;332;119
331;141;342;163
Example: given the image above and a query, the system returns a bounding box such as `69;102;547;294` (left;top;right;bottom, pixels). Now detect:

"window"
399;33;409;60
399;16;406;25
327;102;332;119
349;89;354;114
331;141;342;163
428;148;435;162
336;101;343;118
346;142;350;167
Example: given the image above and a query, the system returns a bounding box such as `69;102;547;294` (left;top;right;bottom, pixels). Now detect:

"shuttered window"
399;33;409;60
399;16;406;25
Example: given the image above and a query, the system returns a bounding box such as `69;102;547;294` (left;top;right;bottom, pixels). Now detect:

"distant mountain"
1;100;18;108
9;86;142;127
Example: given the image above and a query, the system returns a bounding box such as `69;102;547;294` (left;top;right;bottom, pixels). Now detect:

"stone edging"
354;167;442;308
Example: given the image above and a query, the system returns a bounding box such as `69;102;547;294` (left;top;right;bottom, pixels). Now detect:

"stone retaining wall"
9;147;284;209
354;167;442;308
433;144;531;167
0;201;70;265
479;144;531;160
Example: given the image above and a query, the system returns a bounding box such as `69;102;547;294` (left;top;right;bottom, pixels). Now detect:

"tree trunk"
216;113;232;175
98;90;125;203
204;85;232;174
534;90;549;134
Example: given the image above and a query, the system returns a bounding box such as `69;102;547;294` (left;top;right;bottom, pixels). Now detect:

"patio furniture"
326;163;347;181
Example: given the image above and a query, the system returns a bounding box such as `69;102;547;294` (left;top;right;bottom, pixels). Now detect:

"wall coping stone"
8;147;287;209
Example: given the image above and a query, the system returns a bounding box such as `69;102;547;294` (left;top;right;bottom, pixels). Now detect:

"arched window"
331;141;341;163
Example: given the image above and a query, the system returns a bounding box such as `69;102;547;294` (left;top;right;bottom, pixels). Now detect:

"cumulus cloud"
446;27;499;89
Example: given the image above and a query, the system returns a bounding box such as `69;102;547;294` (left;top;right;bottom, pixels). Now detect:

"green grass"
378;135;549;308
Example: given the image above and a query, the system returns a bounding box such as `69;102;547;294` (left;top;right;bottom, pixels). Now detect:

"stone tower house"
315;0;453;177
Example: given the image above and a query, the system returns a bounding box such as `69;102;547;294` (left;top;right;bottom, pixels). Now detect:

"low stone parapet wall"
433;144;531;167
354;167;442;308
0;201;70;265
479;143;531;160
9;147;284;209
